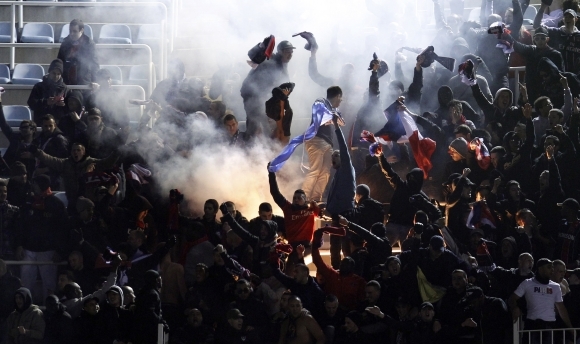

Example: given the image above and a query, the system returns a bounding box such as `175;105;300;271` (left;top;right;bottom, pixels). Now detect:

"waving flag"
269;98;338;172
361;101;436;178
467;201;497;230
471;137;491;170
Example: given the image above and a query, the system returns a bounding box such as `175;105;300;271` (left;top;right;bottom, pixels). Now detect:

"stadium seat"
98;24;132;44
100;65;123;85
3;106;32;127
524;5;538;21
238;121;246;132
60;23;94;43
127;64;150;90
12;64;44;85
0;22;15;43
137;24;162;44
0;64;10;84
468;8;481;23
97;0;134;2
60;0;95;2
21;23;54;43
53;192;68;207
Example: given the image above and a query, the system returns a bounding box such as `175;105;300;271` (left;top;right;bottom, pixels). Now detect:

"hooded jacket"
27;75;69;123
265;86;293;137
58;90;86;144
95;286;131;344
513;37;564;103
0;104;35;175
537;57;580;109
6;287;45;344
433;86;479;129
471;83;523;138
43;295;74;344
378;154;427;226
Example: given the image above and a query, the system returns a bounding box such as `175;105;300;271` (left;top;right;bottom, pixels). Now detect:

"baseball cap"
277;40;296;52
564;9;578;17
443;173;461;187
534;26;549;37
557;198;580;211
430;235;445;252
227;308;244;320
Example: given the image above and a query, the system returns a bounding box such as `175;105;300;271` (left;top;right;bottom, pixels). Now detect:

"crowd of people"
2;0;580;342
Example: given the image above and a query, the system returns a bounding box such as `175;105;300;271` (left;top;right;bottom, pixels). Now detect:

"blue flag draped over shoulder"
268;98;336;172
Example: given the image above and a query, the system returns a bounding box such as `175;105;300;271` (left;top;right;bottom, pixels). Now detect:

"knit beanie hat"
449;137;468;159
48;59;63;74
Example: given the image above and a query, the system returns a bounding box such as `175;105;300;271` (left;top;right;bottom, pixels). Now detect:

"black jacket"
265;86;293;137
57;34;99;85
27;76;69;123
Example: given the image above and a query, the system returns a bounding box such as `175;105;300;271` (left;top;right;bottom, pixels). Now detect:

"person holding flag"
268;86;345;203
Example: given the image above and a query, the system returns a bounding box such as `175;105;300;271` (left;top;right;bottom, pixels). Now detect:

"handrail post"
10;3;15;70
18;0;23;29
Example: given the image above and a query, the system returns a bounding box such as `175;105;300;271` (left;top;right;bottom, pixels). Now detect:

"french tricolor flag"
361;101;436;178
467;201;497;230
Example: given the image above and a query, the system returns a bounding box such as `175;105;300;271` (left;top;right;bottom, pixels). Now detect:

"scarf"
31;188;52;211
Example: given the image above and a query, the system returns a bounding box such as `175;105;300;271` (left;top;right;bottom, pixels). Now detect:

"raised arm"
268;168;290;209
308;53;335;88
220;204;260;246
0;101;15;139
510;0;524;37
34;149;66;172
533;3;547;29
377;151;403;189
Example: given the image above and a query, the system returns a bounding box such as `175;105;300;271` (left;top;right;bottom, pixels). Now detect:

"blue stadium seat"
21;23;54;43
100;65;123;85
524;5;538;21
3;106;32;127
99;24;132;44
127;64;149;90
0;22;15;43
137;24;162;43
12;64;44;85
0;64;10;84
60;23;93;43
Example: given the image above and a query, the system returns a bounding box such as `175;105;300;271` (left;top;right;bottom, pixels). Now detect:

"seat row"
0;63;150;87
0;22;161;44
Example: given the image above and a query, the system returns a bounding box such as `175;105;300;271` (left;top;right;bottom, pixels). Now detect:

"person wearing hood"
445;169;476;246
278;295;325;344
43;295;73;344
536;7;580;73
509;258;574;342
0;259;21;343
240;40;294;137
72;297;100;344
350;184;384;231
496;236;521;269
265;82;294;145
151;59;187;109
29;115;68;190
6;287;45;344
219;202;278;272
131;270;167;344
537;57;580;109
56;90;86;145
312;228;366;310
27;59;69;123
509;26;565;105
431;85;479;129
0;92;37;176
31;141;120;210
489;178;536;229
375;148;429;247
75;108;123;160
95;286;132;344
57;19;99;86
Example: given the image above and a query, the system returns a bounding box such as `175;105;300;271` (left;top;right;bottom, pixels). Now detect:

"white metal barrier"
513;318;580;344
0;0;169;79
0;43;154;96
510;66;526;106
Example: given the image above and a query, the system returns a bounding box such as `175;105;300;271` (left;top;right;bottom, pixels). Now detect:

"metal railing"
0;43;154;96
511;66;526;105
0;0;169;79
513;318;580;343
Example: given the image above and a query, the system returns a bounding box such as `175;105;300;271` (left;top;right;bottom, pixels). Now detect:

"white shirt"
514;278;563;321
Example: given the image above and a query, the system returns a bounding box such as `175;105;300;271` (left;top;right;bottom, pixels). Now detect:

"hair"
519;252;533;260
69;19;85;31
553;259;566;268
366;280;381;290
325;294;338;303
87;108;102;117
204;199;219;211
68;250;83;260
195;263;208;271
20;119;36;128
71;142;85;149
455;124;472;136
515;208;533;224
58;269;75;281
326;86;343;99
544;135;560;146
96;68;112;80
452;269;467;279
223;114;237;124
210;100;226;115
258;202;272;212
549;109;564;119
0;179;6;187
224;201;235;210
42;114;57;123
294;189;306;196
294;264;310;274
236;279;251;288
448;100;463;112
287;295;302;304
414;210;429;224
490;146;506;156
534;96;550;113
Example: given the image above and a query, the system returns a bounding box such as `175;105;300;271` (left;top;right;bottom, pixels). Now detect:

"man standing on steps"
240;40;295;137
57;19;99;86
